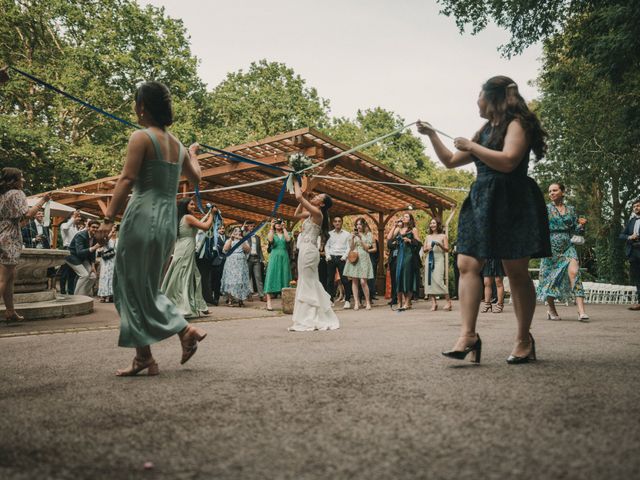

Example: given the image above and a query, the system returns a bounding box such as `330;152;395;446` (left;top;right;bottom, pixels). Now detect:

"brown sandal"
116;356;159;376
493;303;504;313
480;302;492;313
179;325;207;365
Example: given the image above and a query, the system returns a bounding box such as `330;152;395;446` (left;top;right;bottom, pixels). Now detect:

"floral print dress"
536;203;585;302
0;189;29;265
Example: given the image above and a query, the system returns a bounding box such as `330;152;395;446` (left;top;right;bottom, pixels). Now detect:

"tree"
0;0;208;191
204;60;330;147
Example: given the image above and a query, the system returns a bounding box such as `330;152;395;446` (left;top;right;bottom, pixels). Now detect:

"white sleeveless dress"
289;218;340;332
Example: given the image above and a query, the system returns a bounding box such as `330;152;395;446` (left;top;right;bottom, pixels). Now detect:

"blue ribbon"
427;241;436;286
395;234;404;289
8;66;289;176
224;174;290;256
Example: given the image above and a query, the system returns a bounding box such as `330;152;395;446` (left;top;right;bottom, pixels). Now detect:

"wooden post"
51;217;63;249
376;212;386;294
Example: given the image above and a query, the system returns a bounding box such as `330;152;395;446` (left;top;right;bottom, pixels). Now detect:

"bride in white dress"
288;179;340;332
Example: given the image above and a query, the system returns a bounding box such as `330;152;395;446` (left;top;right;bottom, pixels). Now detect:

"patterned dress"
343;232;374;279
161;217;208;317
264;234;292;294
97;238;117;297
0;189;28;265
537;203;585;302
221;240;252;301
457;124;551;259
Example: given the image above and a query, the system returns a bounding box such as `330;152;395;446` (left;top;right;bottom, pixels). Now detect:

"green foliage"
0;0;207;191
325;108;431;177
204;60;330;147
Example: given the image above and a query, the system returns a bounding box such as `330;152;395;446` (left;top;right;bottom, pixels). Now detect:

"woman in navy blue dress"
418;76;550;364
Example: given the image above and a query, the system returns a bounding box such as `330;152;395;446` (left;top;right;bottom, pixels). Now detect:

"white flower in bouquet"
288;152;313;175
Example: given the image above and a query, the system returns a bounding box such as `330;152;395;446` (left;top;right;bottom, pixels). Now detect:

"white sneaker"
343;301;351;310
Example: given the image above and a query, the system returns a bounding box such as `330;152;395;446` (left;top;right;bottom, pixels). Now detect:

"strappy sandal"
493;303;504;314
179;325;207;365
480;302;492;313
116;356;159;376
4;311;25;322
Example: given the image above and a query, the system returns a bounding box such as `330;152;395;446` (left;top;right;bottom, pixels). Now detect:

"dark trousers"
630;258;640;299
367;254;379;297
58;250;77;295
247;256;264;297
389;257;398;304
326;255;352;302
212;262;224;303
196;257;215;304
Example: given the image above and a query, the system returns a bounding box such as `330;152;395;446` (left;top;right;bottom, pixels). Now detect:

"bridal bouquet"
288;152;313;175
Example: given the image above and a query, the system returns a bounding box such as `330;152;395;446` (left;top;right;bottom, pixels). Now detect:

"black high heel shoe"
506;334;536;364
442;334;482;363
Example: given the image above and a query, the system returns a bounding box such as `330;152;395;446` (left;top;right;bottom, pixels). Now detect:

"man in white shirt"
324;216;353;309
59;210;83;295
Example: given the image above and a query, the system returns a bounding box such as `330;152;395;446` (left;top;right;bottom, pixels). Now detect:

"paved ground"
1;299;639;480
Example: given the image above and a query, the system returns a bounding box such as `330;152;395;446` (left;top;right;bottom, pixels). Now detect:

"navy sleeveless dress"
457;124;551;260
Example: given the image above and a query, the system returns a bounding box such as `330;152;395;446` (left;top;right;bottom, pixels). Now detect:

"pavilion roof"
44;127;456;224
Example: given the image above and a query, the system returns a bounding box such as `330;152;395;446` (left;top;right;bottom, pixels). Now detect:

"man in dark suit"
620;199;640;310
66;220;101;297
22;209;51;249
211;225;227;306
244;220;265;301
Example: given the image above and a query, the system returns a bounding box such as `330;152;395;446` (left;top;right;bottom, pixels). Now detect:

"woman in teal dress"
98;82;207;376
161;198;214;318
387;212;421;311
536;182;590;321
343;217;375;310
264;218;291;311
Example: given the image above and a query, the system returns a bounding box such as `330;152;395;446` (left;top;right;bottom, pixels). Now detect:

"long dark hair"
135;81;173;127
403;213;416;230
320;194;333;244
176;197;192;236
0;167;22;194
429;217;444;234
473;75;547;160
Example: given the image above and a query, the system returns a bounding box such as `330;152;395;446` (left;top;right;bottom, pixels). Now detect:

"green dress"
263;233;292;294
114;129;189;348
161;217;208;317
395;232;418;294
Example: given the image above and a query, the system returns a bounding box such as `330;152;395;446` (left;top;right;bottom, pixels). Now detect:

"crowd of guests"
2;165;640;325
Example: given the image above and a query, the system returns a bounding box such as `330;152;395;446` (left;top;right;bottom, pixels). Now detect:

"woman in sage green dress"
343;217;374;310
98;81;207;376
161;198;214;318
264;218;291;311
423;217;452;311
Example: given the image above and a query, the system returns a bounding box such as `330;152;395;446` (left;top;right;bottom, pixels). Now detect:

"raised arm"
184;208;215;231
181;142;202;186
417;121;473;169
293;181;322;225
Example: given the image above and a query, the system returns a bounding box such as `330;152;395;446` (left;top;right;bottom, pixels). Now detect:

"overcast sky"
140;0;543;167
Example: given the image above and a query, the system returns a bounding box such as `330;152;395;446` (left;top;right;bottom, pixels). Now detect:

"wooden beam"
56;194;109;205
199;154;289;179
97;199;108;216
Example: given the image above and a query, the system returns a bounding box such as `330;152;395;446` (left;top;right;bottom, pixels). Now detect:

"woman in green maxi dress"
161;198;214;318
98;82;207;376
264;219;291;311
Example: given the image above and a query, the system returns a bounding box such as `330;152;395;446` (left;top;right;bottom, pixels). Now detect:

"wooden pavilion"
44;127;457;289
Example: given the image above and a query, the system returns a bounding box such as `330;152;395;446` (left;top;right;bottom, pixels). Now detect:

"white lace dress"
289;218;340;332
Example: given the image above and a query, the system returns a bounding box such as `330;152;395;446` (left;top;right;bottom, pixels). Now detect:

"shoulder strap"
141;129;164;162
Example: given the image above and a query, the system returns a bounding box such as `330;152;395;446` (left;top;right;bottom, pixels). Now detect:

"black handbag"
101;248;116;260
